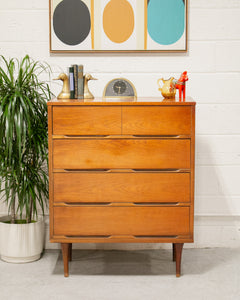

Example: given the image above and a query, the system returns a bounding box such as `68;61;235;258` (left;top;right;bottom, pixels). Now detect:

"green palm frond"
0;55;52;223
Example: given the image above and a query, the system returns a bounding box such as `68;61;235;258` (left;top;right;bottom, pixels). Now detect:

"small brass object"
157;77;176;99
84;73;97;99
54;73;70;99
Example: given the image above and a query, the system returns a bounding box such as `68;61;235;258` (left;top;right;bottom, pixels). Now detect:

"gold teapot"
157;77;176;99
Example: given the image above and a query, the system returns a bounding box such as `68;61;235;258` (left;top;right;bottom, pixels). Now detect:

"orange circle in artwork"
103;0;135;44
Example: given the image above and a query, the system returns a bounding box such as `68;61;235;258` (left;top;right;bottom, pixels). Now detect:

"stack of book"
69;65;84;99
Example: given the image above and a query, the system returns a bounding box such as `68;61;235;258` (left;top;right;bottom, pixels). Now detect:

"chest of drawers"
47;98;196;277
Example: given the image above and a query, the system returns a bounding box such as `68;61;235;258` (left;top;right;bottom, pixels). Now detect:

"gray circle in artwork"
53;0;91;46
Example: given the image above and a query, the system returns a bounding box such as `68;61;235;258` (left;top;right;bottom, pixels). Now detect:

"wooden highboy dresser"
47;97;196;277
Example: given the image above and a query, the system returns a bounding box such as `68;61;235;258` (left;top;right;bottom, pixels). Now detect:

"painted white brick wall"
0;0;240;248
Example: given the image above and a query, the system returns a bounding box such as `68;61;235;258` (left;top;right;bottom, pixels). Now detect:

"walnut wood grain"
190;105;196;240
175;243;184;277
52;236;192;244
122;106;192;135
53;139;191;170
61;243;70;277
47;98;196;106
53;172;190;203
48;98;196;277
47;106;54;240
54;206;190;236
53;106;121;135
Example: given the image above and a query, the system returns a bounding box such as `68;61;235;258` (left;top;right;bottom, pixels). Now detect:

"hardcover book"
72;64;78;99
69;67;75;99
77;65;84;99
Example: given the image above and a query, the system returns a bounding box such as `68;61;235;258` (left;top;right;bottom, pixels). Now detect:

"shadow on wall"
194;135;240;247
195;135;238;215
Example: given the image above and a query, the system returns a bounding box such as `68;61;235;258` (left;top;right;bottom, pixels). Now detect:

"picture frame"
49;0;188;53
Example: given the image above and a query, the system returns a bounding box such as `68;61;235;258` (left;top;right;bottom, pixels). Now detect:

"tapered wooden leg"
175;243;184;277
61;243;70;277
68;243;72;262
172;243;176;261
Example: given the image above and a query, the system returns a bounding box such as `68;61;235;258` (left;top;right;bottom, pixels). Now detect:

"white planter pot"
0;216;45;263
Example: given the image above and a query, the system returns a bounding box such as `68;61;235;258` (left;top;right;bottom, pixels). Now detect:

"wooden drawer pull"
133;202;179;206
63;169;110;172
53;135;109;139
63;202;111;206
54;135;134;139
65;235;178;239
60;202;180;207
106;169;136;173
63;169;136;173
105;135;181;139
65;135;108;138
62;169;184;173
132;135;180;138
61;203;138;207
134;235;178;239
133;169;181;173
65;235;111;239
58;135;183;139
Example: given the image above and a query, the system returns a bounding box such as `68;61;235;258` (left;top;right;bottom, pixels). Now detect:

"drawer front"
122;106;192;135
54;172;190;203
54;206;190;236
52;106;121;135
53;139;190;169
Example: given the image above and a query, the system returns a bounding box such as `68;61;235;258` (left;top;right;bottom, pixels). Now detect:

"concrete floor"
0;248;239;300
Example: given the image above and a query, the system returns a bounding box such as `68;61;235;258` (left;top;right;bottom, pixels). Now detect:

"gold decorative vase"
157;77;176;99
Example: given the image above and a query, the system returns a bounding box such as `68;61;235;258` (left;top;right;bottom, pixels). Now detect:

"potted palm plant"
0;55;52;263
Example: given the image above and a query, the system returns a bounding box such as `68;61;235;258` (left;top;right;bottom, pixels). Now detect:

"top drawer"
52;106;121;135
122;106;192;135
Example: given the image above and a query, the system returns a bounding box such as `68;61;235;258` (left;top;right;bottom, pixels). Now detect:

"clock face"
113;80;127;95
103;78;137;100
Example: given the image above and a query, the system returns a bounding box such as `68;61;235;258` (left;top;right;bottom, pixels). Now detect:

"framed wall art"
49;0;188;53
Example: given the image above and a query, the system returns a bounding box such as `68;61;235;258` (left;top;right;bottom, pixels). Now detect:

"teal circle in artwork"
148;0;185;45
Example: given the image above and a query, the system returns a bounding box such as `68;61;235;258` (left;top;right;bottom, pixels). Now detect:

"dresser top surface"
47;97;196;106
